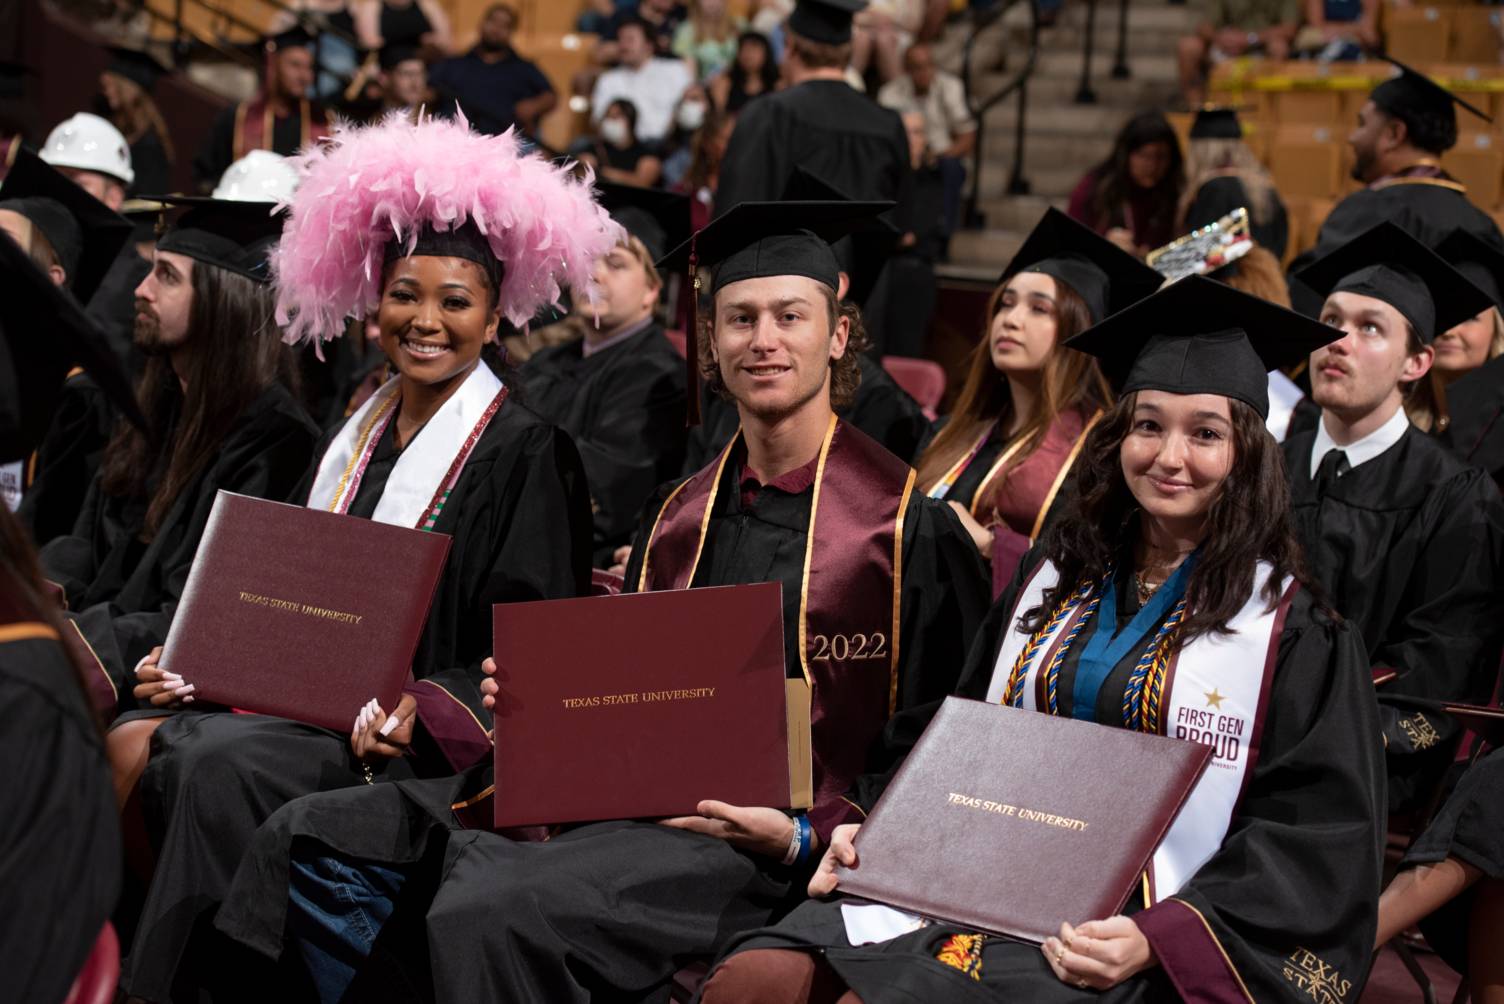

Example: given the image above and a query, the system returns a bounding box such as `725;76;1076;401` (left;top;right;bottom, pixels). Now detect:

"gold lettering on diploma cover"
560;687;718;710
944;792;1089;832
237;591;364;626
1282;948;1352;1003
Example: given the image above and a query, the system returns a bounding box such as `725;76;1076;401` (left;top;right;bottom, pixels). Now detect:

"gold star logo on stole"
1204;689;1226;710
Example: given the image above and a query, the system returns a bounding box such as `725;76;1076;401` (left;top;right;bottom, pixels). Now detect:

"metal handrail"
1077;0;1134;102
960;0;1040;223
135;1;259;68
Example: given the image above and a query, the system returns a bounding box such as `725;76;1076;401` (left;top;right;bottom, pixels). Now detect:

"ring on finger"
1077;978;1088;989
1055;949;1066;964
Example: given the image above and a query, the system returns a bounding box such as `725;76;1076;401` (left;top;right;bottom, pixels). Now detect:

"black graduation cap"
148;196;285;283
781;166;900;238
657;198;891;425
657;198;891;295
1189;106;1243;141
1000;207;1164;324
595;181;689;264
266;24;319;51
787;0;866;46
0;233;144;461
1435;229;1504;314
1065;274;1341;418
1371;57;1492;128
1293;221;1493;343
379;43;423;71
0;147;133;302
107;45;170;94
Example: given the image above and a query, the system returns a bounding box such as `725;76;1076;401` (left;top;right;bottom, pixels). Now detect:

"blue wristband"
793;814;814;866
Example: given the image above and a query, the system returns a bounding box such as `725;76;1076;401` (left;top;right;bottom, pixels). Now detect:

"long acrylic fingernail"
379;715;401;737
183;696;195;703
174;684;195;696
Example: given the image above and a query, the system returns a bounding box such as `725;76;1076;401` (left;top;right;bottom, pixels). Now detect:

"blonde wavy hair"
1179;138;1277;227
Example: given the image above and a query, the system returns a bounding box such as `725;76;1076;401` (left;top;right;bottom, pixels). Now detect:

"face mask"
676;101;706;131
600;118;630;146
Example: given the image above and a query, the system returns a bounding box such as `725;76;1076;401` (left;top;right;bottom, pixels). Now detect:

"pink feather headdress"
272;111;622;344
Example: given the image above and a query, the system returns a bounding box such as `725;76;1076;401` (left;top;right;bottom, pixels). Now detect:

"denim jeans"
288;853;409;1004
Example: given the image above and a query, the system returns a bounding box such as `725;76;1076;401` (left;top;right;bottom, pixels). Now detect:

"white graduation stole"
985;558;1288;902
305;363;504;527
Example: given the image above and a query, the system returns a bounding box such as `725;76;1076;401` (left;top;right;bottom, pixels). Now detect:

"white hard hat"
40;113;135;187
212;150;300;203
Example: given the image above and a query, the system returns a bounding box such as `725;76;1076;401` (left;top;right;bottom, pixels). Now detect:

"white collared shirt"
1309;405;1410;478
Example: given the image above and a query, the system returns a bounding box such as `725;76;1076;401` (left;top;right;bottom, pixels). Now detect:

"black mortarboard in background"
0;235;144;461
1065;274;1342;418
657;198;892;424
150;196;285;283
1371;58;1492;129
1001;207;1164;323
1293;221;1493;342
1435;229;1504;314
107;45;170;94
266;24;319;52
379;43;423;71
788;0;866;45
596;181;689;264
1;147;133;302
1189;107;1243;140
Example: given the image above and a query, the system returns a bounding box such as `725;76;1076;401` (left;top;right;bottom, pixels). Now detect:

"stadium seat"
1443;133;1504;210
1447;6;1504;64
663;329;687;359
1383;5;1452;65
1270;125;1343;200
882;356;946;419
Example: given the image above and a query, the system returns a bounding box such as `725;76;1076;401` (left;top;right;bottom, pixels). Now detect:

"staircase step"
974;194;1068;231
947;227;1025;265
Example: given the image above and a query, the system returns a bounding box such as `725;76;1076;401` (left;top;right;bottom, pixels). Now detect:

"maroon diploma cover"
837;697;1212;942
490;582;813;828
160;491;450;732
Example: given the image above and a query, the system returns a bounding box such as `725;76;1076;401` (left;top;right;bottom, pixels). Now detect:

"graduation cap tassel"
686;238;702;427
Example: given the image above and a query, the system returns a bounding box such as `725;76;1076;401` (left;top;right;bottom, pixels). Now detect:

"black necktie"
1315;448;1350;498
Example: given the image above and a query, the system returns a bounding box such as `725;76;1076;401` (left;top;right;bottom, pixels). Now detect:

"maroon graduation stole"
638;414;916;810
233;94;330;161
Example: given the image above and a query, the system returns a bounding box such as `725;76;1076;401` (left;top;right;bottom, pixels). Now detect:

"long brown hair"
105;72;176;165
915;276;1108;502
100;264;297;538
1024;392;1307;642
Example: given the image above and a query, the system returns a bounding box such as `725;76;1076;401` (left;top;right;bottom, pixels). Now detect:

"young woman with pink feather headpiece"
111;112;621;1003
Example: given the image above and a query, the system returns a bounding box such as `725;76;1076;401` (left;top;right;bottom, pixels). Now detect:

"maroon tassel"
686;237;702;427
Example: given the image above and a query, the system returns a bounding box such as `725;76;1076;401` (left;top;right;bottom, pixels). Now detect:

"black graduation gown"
1437;351;1504;489
715;80;910;305
517;323;687;560
683;355;929;473
211;449;990;1003
1185;175;1289;260
85;242;150;363
17;371;119;546
192;105;312;192
1402;746;1504;973
128;130;172;199
1288;172;1504;312
1283;426;1504;812
40;382;320;720
121;395;594;1002
719;555;1386;1004
0;596;120;1004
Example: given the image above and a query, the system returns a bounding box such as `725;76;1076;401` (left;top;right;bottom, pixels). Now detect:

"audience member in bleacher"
852;0;940;84
878;43;975;245
593;0;691;68
266;0;363;100
517;186;687;563
192;27;331;193
673;104;734;232
1179;107;1288;259
913;209;1161;590
575;98;666;186
709;30;781;113
96;46;173;198
352;0;452;57
1378;747;1504;1004
673;0;745;77
375;42;429;118
1177;0;1299;108
717;0;913;314
591;17;696;144
428;4;556;139
1291;0;1378;60
1290;61;1504;286
1066;110;1185;258
1287;223;1504;815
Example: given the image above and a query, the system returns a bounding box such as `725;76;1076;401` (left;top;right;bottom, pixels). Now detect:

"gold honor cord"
326;391;399;512
888;466;916;716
